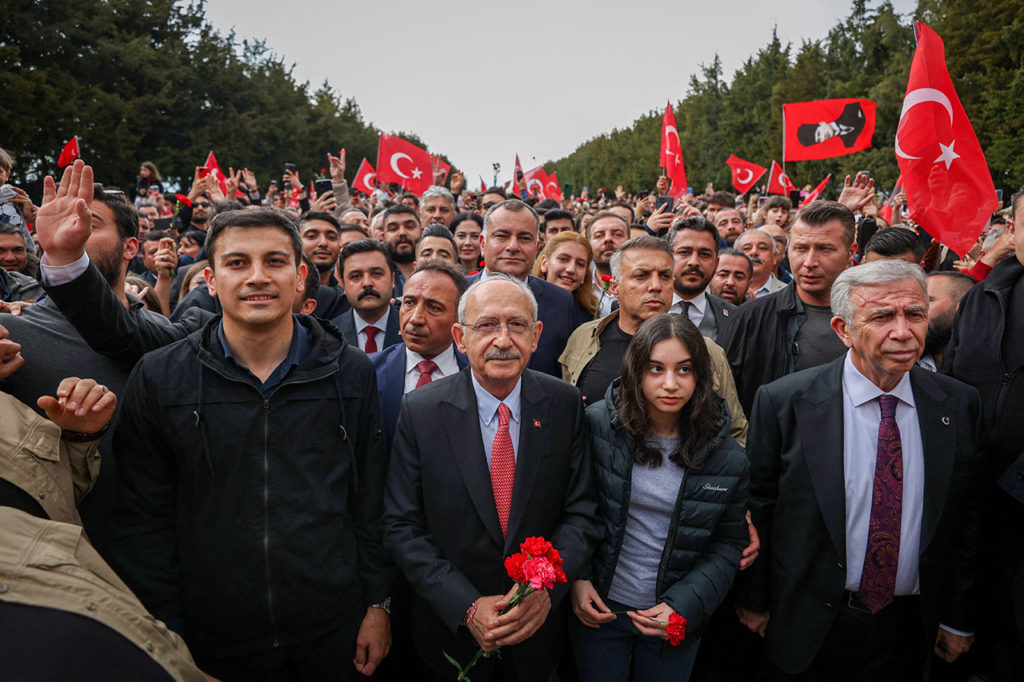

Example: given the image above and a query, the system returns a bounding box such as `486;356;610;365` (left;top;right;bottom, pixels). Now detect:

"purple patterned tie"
858;394;903;613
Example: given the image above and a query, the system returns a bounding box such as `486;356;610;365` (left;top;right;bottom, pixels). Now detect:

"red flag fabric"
375;133;433;195
203;152;229;195
783;98;876;161
479;176;487;192
766;161;797;195
523;166;548;197
514;154;525;187
544;172;561;201
57;137;80;168
879;176;903;225
726;155;767;194
799;174;833;208
660;102;681;171
896;22;998;256
352;158;377;195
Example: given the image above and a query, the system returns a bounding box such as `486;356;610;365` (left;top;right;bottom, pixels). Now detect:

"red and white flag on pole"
799;174;833;207
523;166;548;198
479;176;487;192
544;172;562;201
57;137;80;168
895;22;998;256
766;161;796;195
375;133;433;196
725;155;767;194
783;98;876;161
203;151;228;195
660;102;687;198
352;158;377;195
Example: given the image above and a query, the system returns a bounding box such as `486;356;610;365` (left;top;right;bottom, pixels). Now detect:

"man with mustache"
331;239;401;354
735;229;786;298
665;216;737;342
384;275;602;680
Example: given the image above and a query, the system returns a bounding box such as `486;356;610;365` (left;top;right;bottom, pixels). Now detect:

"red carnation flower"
504;552;527;583
175;193;191;207
600;274;613;283
665;613;687;646
521;537;553;558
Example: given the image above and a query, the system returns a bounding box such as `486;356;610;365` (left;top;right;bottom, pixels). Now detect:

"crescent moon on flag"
736;168;753;184
527;179;543;195
895;88;954;161
664;124;679;143
364;172;375;187
390;153;412;179
780;173;791;187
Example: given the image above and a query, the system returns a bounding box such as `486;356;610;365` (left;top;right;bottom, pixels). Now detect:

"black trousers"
770;593;927;682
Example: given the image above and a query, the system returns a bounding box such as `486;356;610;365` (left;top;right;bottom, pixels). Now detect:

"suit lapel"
503;370;549;551
385;304;402;347
911;369;956;555
381;346;407;415
443;369;504;547
337;310;358;347
795;359;847;561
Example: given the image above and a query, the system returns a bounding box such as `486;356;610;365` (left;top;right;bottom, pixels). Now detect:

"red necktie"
363;326;379;354
490;403;515;537
859;394;903;613
415;360;438;388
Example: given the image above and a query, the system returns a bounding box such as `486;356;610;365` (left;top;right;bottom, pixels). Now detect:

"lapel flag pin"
941;416;950;425
533;419;542;428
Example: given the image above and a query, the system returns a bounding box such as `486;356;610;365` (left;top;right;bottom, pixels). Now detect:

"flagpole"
781;107;787;176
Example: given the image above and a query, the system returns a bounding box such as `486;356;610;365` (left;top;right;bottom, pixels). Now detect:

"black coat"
586;384;749;637
111;315;392;658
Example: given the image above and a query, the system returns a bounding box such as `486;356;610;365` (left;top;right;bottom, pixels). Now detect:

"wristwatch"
370;598;391;615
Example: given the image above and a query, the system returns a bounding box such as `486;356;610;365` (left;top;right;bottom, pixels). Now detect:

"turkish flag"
544;172;562;200
660;102;681;171
479;176;487;192
783;98;876;161
799;174;833;208
879;176;903;225
203;152;229;195
352;158;377;195
726;155;767;194
523;166;548;198
896;22;998;256
375;133;433;196
57;137;80;168
514;154;525;186
766;161;796;195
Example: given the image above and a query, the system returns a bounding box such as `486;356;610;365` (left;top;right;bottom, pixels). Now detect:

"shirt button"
825;602;834;608
38;492;46;499
87;602;97;611
146;642;154;652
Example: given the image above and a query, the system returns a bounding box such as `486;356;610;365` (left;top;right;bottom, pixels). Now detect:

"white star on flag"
411;167;422;179
934;140;960;169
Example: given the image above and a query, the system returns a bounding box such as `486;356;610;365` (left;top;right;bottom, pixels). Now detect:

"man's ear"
123;237;139;261
452;322;467;354
204;265;218;299
830;315;853;348
299;297;318;315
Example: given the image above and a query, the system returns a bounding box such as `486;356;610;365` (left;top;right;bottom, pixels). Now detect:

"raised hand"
328;151;347;183
837;172;875;214
309;189;337;214
656;175;670;196
224;168;243;198
0;323;25;380
36;160;94;265
432;157;448;186
37;377;117;435
450;170;465;195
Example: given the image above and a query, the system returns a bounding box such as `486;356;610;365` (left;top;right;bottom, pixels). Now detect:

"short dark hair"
718;247;753;276
399;192;420;208
300;212;341;232
338;224;370;239
927;270;975;305
410;260;469;299
482;199;539;235
450;211;483;233
542;209;574;232
420;223;457;252
206;207;302;267
792;200;856;246
665;216;721;254
144;230;171;244
300;252;320;302
382;204;420;226
864;227;919;258
708;191;735;208
338;238;394;278
764;195;792;212
482;186;507;200
92;184;139;240
586;210;630;239
610;201;636;222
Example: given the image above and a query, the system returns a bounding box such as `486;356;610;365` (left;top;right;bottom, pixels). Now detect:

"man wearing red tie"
384;275;601;680
737;260;983;680
330;239;401;353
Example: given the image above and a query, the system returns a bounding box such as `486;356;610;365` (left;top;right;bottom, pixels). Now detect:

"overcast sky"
204;0;917;184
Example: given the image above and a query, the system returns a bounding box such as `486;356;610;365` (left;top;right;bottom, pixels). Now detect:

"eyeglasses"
194;202;212;208
482;202;498;210
462;319;532;336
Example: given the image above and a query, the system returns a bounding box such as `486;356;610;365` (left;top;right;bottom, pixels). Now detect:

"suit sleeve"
109;359;182;622
43;262;189;371
383;397;481;631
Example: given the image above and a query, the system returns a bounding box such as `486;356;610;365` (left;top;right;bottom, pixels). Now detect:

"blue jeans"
569;598;701;682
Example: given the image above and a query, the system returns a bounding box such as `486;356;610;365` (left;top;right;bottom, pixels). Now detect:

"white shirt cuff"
40;252;90;286
938;624;974;638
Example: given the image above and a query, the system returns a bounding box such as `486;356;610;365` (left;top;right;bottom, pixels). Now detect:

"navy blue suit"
329;305;402;351
466;273;585;376
371;342;468;463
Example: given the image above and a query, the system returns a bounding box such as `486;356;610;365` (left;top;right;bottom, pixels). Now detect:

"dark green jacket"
586;383;750;636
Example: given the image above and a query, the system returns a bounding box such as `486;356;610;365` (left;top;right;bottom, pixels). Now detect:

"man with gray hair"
384;274;602;680
420;185;457;228
739;258;983;678
735;228;786;298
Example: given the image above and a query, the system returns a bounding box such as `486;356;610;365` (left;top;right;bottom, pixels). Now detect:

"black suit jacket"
383;368;601;677
466;273;584;377
330;305;401;352
741;357;984;674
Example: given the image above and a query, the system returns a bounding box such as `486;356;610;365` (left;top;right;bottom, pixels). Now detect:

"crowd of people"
0;146;1021;682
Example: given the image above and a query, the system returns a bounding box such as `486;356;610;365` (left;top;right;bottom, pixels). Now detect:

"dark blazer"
466;273;584;377
740;357;984;674
701;293;738;342
330;305;401;352
383;368;602;678
371;342;468;464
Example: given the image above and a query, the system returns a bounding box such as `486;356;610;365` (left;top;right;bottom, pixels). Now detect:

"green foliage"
549;0;1021;197
0;0;447;196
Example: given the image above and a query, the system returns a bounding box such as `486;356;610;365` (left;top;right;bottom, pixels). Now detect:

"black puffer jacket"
585;382;749;636
112;315;392;658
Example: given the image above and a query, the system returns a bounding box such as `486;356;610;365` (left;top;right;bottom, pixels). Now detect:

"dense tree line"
547;0;1024;199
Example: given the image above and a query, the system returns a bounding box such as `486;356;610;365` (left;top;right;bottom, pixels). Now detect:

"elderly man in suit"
384;274;601;680
467;199;587;376
738;259;983;681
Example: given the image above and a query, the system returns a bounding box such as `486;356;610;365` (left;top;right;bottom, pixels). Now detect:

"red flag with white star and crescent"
726;155;767;194
765;161;796;195
375;133;433;196
352;158;377;195
896;22;997;256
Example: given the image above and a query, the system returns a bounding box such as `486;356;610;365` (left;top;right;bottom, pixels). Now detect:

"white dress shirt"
669;291;707;326
39;252;91;285
354;307;390;353
403;345;460;394
752;273;778;298
841;351;924;596
471;372;522;468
